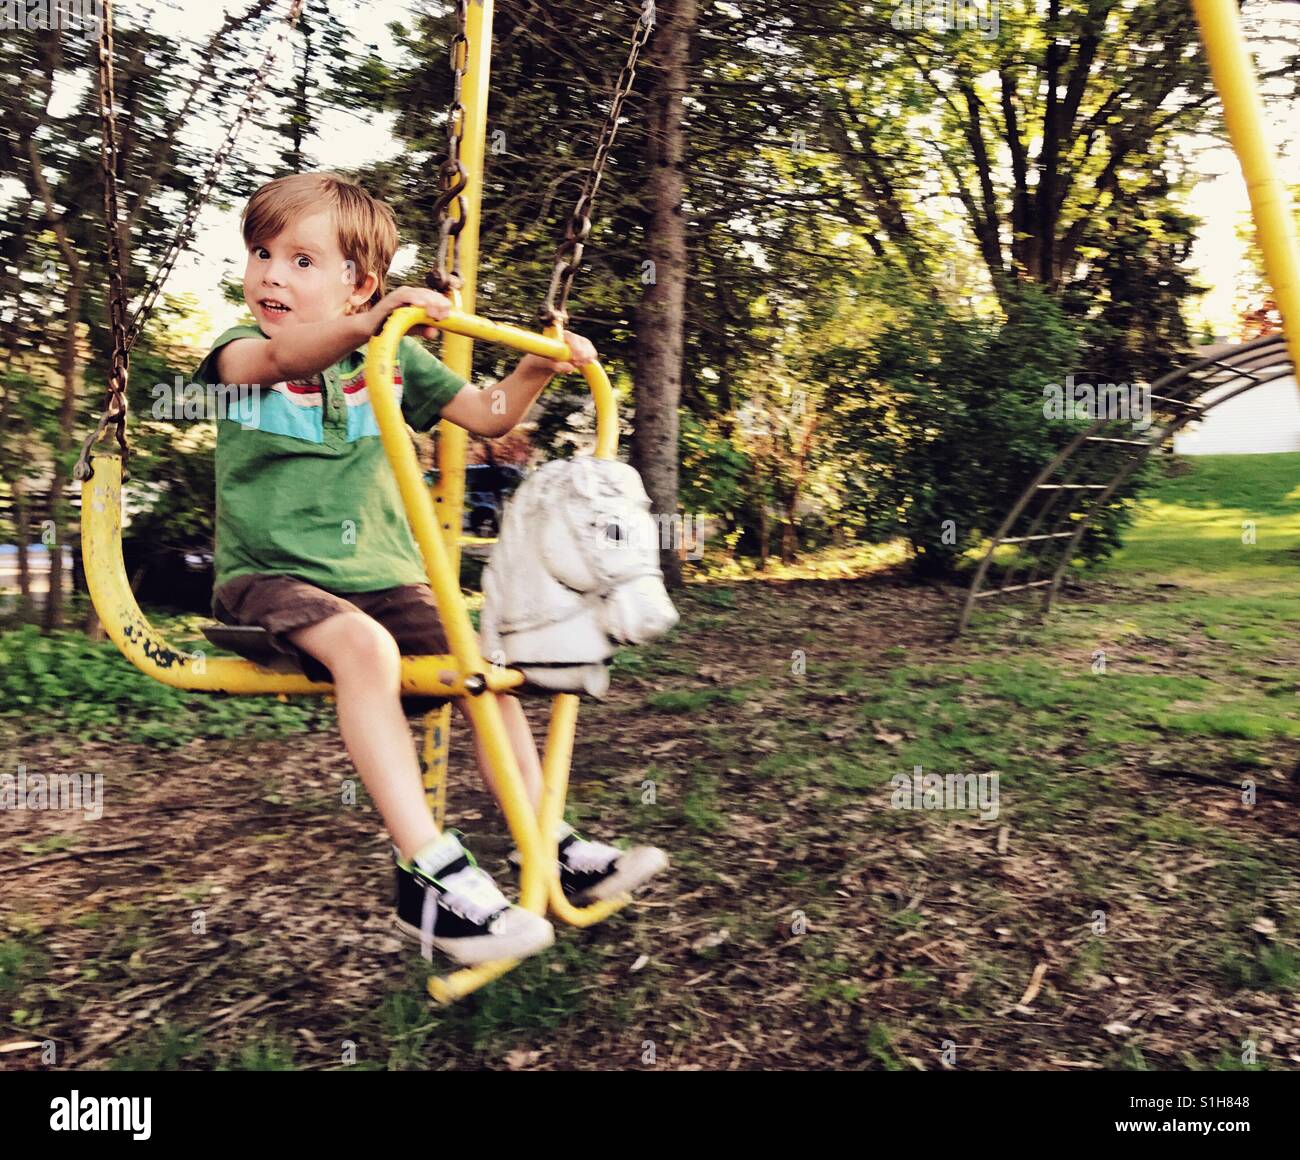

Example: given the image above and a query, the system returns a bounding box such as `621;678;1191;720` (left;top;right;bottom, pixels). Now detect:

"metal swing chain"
76;0;305;482
539;0;657;329
84;0;132;478
426;0;471;294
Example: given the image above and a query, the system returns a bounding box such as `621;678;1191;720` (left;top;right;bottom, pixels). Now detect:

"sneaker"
394;831;554;967
510;822;669;906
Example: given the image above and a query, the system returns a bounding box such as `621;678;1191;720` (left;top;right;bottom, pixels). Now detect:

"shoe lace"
433;862;509;926
562;836;621;875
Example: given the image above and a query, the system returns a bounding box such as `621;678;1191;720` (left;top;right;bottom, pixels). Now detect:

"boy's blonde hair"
242;172;398;309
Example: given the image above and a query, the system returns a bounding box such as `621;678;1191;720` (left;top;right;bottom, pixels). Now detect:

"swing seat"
199;621;558;702
201;624;300;670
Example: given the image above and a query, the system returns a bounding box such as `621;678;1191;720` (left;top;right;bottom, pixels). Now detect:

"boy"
195;172;667;967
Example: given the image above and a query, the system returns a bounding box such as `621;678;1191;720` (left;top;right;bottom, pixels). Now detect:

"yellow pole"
437;0;494;571
417;0;497;905
420;1;487;916
1192;0;1300;391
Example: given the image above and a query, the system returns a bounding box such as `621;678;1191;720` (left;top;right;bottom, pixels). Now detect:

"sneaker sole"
394;912;555;967
570;846;670;906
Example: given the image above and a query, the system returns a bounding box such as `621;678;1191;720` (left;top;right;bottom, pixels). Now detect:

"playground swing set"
73;0;1300;1004
77;0;654;1003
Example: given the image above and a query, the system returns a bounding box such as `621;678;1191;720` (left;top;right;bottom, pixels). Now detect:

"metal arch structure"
955;334;1295;636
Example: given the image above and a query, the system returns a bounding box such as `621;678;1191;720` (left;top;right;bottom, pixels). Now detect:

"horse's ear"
570;456;599;499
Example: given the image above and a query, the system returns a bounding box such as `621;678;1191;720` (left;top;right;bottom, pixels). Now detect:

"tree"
630;0;696;588
799;0;1265;378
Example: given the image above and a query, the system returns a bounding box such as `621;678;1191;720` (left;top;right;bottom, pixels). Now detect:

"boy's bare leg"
287;612;440;864
455;693;545;817
289;611;547;859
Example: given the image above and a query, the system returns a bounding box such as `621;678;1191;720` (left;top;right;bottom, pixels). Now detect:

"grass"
0;616;329;746
1103;451;1300;583
2;451;1298;1071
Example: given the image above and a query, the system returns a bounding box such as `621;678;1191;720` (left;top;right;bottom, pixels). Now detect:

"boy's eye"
296;255;312;268
254;247;270;259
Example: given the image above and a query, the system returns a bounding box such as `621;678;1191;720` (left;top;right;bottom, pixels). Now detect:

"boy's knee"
328;614;401;680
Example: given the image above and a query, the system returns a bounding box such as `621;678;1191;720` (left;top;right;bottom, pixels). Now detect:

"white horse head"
480;457;679;697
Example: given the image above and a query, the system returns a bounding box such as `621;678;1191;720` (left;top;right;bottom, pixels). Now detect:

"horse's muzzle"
602;575;680;645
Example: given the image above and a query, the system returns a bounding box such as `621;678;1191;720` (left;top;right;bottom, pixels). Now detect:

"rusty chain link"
540;1;656;328
426;0;470;294
83;0;131;479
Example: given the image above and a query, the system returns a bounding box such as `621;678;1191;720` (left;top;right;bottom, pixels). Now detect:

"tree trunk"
631;0;695;591
780;511;796;564
42;273;83;633
780;415;819;563
14;473;32;622
1036;0;1062;286
285;5;314;171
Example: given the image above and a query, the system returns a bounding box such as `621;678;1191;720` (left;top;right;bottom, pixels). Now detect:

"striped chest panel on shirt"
341;370;405;441
220;373;404;445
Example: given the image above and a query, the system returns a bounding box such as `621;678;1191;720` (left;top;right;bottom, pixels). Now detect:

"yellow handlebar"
362;302;631;1001
368;304;620;460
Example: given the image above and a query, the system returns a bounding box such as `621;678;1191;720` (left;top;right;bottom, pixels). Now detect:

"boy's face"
242;210;377;331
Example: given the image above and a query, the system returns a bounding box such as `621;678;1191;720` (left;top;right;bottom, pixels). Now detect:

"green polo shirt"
194;323;467;594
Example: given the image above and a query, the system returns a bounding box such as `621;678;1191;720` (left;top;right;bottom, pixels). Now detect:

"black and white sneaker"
511;822;669;906
394;831;554;967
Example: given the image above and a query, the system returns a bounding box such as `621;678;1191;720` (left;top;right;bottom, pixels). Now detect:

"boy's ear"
346;265;380;311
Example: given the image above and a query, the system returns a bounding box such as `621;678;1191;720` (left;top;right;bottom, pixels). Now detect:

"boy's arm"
215;313;373;386
215;286;454;386
438;356;556;438
439;332;597;437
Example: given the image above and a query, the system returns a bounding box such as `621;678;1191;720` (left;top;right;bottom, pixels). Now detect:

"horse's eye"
605;523;625;542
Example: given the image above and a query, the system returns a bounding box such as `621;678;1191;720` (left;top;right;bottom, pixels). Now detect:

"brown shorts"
213;573;452;686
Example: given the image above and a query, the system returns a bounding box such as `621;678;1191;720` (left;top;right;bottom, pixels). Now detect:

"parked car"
0;543;75;601
424;463;525;538
122;540;216;614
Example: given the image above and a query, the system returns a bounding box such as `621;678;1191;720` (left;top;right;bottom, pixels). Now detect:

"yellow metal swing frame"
80;0;629;1003
1191;0;1300;394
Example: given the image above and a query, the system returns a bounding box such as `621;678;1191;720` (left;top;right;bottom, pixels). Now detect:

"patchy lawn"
1;453;1297;1070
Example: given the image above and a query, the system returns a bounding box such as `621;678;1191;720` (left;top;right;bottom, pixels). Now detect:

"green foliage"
679;412;751;518
816;283;1145;576
108;1024;208;1071
1214;942;1299;994
0;10;319;628
378;940;593;1064
0;938;45;998
645;688;743;714
0;623;327;745
119;415;218;568
220;1035;299;1071
1064;192;1200;384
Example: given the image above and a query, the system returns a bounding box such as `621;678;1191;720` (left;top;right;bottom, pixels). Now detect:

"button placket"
324;369;342;427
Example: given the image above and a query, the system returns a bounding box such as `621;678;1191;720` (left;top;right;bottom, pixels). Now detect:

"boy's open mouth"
260;299;290;315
